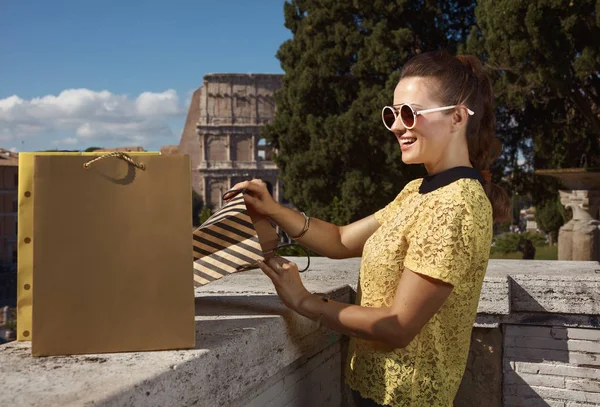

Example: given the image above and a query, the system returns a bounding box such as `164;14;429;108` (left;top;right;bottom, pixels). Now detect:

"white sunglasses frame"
382;104;475;131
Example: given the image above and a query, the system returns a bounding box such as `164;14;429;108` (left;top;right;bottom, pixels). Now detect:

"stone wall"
232;341;344;407
503;325;600;406
197;73;281;126
455;328;504;407
206;311;600;407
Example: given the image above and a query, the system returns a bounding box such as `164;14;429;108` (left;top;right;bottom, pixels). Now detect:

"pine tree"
466;0;600;205
536;197;570;245
263;0;476;223
192;190;205;227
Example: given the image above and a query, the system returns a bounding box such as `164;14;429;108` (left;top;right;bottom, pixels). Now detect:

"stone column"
201;176;208;207
226;134;231;162
201;133;207;162
558;190;600;261
230;81;234;125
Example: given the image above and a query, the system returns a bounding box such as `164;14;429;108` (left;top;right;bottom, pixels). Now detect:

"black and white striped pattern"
192;194;263;286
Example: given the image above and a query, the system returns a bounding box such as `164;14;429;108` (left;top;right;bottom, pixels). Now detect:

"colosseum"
164;73;284;210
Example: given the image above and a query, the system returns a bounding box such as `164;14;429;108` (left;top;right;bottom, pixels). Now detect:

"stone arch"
208;179;228;209
256;137;272;161
235;136;252;162
206;136;228;161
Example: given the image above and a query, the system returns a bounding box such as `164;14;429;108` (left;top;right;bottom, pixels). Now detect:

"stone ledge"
2;258;600;407
479;276;510;315
2;285;350;407
274;258;600;317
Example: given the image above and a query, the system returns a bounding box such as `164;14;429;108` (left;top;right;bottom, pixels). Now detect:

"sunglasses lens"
400;105;415;128
382;107;396;129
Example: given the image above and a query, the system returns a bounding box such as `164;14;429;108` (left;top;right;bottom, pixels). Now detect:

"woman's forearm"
269;204;354;259
297;294;409;349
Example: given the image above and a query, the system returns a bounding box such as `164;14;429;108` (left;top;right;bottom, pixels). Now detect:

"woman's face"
390;77;455;169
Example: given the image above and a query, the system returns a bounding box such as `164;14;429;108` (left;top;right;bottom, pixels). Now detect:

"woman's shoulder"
456;178;492;210
421;178;491;218
402;178;423;195
375;179;422;222
389;178;423;204
437;178;489;201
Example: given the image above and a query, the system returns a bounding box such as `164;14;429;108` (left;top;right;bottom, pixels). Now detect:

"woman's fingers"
257;260;279;281
243;193;258;207
267;256;287;272
246;180;267;197
281;262;298;272
251;178;267;187
228;180;265;198
227;181;251;194
225;181;262;203
230;179;263;192
222;189;241;201
267;257;299;274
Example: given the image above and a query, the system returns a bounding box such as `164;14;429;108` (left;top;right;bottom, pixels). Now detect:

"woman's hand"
257;256;313;314
227;179;279;217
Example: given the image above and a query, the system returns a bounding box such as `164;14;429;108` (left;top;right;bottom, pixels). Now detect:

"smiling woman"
228;50;511;407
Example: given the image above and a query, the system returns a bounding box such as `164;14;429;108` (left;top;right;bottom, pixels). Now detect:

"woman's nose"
391;115;406;134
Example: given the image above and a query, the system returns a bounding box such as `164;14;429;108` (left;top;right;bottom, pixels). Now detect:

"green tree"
329;196;351;226
3;308;16;331
263;0;477;222
198;207;212;226
466;0;600;205
192;190;205;227
535;197;570;245
492;231;546;254
84;147;102;152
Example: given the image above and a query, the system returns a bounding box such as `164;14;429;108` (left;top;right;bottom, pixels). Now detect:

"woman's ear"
451;106;469;132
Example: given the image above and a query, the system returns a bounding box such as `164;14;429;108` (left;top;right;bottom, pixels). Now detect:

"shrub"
492;232;547;254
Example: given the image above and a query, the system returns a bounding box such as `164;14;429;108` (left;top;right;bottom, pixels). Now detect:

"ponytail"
456;55;511;224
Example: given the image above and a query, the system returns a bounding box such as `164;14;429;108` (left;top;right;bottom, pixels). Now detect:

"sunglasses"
382;104;475;131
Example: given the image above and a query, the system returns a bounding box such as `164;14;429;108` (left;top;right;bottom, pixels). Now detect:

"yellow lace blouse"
345;175;493;407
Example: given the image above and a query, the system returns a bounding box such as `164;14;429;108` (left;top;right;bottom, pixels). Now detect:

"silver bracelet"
289;211;310;239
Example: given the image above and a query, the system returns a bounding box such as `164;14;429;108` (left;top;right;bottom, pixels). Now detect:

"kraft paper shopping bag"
30;153;195;356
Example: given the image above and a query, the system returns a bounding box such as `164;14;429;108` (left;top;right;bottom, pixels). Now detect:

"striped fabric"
192;194;265;287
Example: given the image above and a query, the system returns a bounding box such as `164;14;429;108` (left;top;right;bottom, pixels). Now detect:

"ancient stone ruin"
175;73;284;210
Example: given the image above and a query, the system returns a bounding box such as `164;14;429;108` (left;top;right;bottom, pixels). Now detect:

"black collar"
419;166;485;194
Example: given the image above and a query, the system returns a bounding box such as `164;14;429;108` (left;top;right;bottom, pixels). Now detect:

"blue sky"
0;0;290;152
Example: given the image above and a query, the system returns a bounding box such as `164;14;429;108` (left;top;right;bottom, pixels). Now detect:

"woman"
229;50;510;407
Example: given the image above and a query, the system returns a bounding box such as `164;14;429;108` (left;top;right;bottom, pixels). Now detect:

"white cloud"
0;88;184;148
75;120;172;145
136;89;180;116
0;128;13;142
53;137;79;146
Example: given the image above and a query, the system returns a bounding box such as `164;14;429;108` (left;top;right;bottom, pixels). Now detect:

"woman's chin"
401;153;420;165
399;140;422;165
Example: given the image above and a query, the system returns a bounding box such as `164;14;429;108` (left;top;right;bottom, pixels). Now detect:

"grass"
489;245;558;260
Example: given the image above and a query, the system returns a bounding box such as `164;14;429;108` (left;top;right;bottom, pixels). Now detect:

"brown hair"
400;50;511;223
